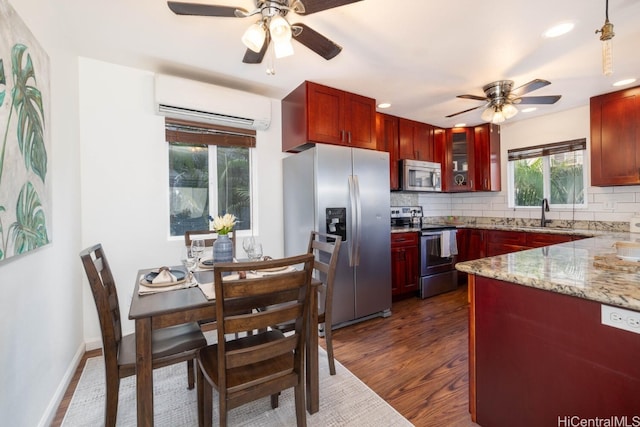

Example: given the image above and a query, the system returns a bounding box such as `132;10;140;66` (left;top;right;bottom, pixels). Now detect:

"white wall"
419;106;640;225
1;1;84;426
78;57;288;342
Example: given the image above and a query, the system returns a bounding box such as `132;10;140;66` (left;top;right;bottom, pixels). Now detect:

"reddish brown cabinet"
446;127;475;192
470;276;640;426
391;232;419;296
590;85;640;186
473;123;501;191
376;113;400;190
281;81;377;152
442;124;501;193
398;118;434;161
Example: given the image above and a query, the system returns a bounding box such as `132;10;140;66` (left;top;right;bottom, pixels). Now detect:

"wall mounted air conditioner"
154;74;271;130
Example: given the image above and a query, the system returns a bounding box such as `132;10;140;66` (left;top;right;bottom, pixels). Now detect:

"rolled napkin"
152;267;177;284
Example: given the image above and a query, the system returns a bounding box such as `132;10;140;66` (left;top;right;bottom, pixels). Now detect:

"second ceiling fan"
167;0;362;64
446;79;561;123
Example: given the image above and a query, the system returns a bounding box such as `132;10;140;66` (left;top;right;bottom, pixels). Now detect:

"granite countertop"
456;232;640;312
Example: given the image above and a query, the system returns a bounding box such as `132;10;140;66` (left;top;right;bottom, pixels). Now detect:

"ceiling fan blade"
445;105;484;118
511;79;551;97
167;1;247;17
242;36;269;64
516;95;561;105
296;0;363;15
291;23;342;60
457;94;487;101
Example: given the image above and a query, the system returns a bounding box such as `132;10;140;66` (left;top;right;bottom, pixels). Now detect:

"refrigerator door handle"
347;175;357;267
353;175;362;266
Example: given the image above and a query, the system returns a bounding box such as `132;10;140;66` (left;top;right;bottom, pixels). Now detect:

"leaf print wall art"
0;0;51;262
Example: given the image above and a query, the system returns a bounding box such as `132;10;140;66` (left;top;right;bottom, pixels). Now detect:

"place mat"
593;254;640;273
138;273;197;295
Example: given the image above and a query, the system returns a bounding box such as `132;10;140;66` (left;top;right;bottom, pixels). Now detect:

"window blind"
165;118;256;148
507;138;586;161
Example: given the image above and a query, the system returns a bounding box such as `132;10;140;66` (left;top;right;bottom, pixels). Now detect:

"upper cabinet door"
345;92;377;150
398;118;433;161
376;113;400;190
473;123;501;192
307;83;345;145
591;86;640;186
448;127;474;192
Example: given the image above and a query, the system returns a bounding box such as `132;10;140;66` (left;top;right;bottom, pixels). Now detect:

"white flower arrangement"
209;213;237;235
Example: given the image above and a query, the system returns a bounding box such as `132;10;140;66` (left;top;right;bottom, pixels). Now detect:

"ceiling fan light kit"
168;1;361;73
447;79;561;124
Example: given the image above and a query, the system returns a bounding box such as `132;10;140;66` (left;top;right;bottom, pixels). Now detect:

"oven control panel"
390;206;423;219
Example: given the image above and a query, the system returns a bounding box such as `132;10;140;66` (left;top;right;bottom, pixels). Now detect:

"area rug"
61;344;412;426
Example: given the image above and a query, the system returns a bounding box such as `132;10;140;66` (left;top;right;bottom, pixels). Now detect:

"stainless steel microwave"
400;159;442;192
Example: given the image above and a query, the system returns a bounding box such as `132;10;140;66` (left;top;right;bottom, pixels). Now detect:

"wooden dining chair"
196;253;315;427
80;243;208;427
266;232;342;375
306;231;342;375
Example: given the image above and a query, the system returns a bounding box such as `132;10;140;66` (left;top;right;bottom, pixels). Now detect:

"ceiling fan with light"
446;79;561;124
167;0;361;67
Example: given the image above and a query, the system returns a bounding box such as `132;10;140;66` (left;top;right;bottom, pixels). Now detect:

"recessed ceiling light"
521;107;537;113
543;22;575;38
377;102;391;109
613;78;637;87
454;123;466;128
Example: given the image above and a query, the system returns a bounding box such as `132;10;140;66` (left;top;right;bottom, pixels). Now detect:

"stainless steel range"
391;206;459;298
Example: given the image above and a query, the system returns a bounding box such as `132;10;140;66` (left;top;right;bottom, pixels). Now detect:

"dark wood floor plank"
325;284;477;427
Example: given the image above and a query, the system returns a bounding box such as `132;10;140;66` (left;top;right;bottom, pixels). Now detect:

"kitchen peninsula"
456;233;640;427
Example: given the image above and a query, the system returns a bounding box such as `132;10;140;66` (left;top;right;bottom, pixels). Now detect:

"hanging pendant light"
595;0;615;76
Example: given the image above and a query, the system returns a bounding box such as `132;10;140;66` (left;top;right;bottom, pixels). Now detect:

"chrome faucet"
541;198;551;227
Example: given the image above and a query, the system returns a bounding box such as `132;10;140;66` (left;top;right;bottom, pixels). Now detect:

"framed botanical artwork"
0;0;51;262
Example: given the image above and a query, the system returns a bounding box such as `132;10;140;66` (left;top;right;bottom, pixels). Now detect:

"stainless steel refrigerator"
283;144;391;328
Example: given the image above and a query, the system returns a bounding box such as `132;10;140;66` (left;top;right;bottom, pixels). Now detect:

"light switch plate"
601;305;640;334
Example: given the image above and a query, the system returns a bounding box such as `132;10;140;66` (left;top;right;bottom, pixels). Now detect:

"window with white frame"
166;118;254;237
507;138;587;208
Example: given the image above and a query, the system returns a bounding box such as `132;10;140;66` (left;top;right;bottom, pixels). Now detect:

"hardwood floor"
323;283;477;427
53;284;475;426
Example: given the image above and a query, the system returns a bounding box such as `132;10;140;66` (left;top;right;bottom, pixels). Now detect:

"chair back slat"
80;244;123;358
226;334;298;369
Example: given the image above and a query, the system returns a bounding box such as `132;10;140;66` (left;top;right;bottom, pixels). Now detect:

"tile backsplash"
391;185;640;232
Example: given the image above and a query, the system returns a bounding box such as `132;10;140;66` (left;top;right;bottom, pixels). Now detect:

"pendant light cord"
605;0;609;20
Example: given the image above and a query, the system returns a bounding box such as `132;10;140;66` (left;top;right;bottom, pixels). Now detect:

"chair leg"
270;392;280;409
293;383;307;427
187;359;196;389
104;373;120;427
203;376;214;427
197;366;205;427
218;389;227;427
324;323;336;375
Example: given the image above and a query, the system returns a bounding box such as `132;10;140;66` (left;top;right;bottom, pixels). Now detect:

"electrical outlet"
601;305;640;334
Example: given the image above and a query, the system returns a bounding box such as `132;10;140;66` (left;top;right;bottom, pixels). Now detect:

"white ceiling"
53;0;640;127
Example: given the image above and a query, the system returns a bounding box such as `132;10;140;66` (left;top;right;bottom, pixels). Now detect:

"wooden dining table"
128;267;320;427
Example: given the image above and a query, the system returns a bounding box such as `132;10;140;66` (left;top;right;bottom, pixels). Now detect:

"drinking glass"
181;246;196;273
191;239;205;266
251;242;263;262
242;237;255;260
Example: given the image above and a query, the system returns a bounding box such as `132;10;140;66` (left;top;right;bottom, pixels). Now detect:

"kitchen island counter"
456;232;640;311
459;232;640;427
